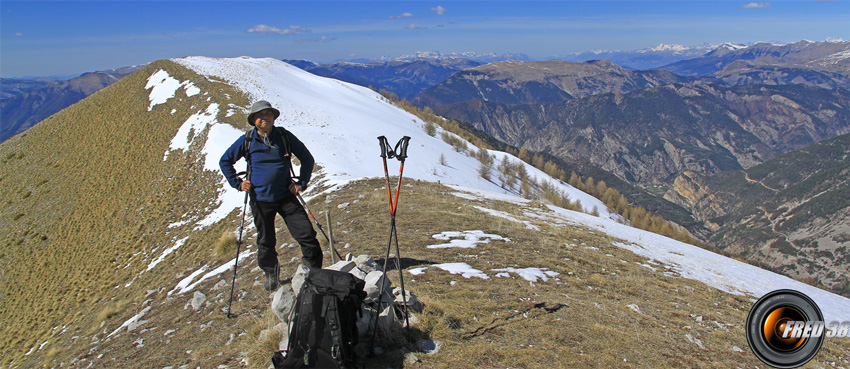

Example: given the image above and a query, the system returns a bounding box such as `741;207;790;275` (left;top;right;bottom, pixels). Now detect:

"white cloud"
430;6;446;15
296;36;338;44
389;12;414;19
247;24;311;35
405;24;427;30
738;2;770;9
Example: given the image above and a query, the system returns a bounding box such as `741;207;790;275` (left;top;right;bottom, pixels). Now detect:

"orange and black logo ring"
746;289;825;368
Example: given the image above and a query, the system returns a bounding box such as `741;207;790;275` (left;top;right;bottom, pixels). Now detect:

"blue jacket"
220;127;314;202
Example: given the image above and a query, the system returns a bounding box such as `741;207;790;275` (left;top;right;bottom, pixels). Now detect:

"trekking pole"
388;137;412;338
226;171;251;319
326;211;338;263
370;136;412;352
288;167;345;262
294;190;344;261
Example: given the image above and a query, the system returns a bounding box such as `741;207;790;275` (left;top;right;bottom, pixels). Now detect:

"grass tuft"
214;230;238;258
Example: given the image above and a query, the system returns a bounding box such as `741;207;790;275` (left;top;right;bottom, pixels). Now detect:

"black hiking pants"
250;196;322;272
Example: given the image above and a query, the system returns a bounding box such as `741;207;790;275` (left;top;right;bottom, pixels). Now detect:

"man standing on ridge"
219;100;321;291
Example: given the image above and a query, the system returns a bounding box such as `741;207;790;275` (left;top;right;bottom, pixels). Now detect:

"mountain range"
2;56;848;368
427;82;850;188
556;43;717;70
408;40;850;294
0;65;145;142
413;59;694;107
0;77;62;100
662;40;850;76
285;57;481;100
665;133;850;293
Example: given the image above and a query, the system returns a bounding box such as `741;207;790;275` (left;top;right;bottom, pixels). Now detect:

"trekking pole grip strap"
394;136;411;161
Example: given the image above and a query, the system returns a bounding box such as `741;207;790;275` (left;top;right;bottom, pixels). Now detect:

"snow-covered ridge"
718;42;748;51
162;56;610;223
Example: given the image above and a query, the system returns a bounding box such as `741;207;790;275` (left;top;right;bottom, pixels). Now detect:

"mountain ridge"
0;65;145;142
661;40;850;76
413;59;693;107
431;83;850;188
286;57;481;100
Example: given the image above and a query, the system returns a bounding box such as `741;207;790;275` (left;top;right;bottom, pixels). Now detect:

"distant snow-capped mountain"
663;39;850;76
555;43;717;70
373;51;531;63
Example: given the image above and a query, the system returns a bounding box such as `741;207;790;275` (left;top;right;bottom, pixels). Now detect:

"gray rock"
348;266;368;281
258;328;275;343
392;287;422;312
126;306;152;332
271;284;295;323
377;305;396;334
400;312;419;328
626;304;644;315
326;260;356;273
355;255;381;273
191;291;207;311
213;279;227;290
685;334;705;349
405;353;420;364
291;265;310;296
365;271;391;291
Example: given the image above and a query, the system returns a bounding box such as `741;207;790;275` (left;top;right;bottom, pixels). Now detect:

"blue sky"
1;0;848;78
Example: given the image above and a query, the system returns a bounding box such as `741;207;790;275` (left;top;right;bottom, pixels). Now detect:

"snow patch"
427;230;509;249
184;82;201;97
169;249;254;295
822;50;850;64
492;267;560;282
146;70;183;111
164;103;220;159
145;70;204;111
108;306;152;337
147;237;187;272
473;206;522;224
432;263;489;279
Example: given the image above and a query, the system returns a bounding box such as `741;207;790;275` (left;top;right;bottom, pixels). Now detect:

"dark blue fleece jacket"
219;127;314;202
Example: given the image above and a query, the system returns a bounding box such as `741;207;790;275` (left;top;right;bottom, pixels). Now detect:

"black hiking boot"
264;263;280;291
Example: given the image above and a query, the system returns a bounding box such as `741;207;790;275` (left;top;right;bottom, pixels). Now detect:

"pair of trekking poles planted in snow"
225;135;413;336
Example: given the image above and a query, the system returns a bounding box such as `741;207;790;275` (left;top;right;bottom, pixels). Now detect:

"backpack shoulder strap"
275;126;292;158
242;130;255;179
243;130;254;158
